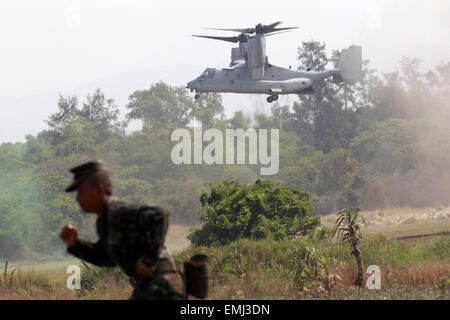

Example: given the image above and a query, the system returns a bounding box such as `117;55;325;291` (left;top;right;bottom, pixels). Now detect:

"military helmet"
65;160;107;192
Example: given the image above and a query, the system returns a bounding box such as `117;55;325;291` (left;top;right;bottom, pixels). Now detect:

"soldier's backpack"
183;254;210;299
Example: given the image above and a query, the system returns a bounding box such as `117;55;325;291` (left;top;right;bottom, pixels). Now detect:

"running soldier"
60;160;186;299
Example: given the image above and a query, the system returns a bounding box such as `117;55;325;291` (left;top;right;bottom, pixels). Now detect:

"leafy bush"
188;179;320;246
292;241;335;296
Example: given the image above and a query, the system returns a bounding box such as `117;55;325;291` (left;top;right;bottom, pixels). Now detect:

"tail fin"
335;45;362;83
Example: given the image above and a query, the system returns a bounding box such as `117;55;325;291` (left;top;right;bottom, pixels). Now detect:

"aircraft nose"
187;80;196;89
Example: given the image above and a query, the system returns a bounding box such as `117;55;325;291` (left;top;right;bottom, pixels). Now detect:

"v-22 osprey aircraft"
187;22;362;103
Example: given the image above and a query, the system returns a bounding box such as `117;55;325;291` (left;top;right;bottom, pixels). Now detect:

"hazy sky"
1;0;449;142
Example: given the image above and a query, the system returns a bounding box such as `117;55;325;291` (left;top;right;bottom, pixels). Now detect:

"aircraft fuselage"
187;65;339;95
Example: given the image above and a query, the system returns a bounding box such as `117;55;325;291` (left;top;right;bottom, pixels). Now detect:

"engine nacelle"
247;36;266;79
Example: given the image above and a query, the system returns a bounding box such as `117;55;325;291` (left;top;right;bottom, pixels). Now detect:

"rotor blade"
265;30;293;37
257;22;293;34
193;35;240;43
204;27;255;34
265;21;282;29
266;27;299;34
202;22;296;35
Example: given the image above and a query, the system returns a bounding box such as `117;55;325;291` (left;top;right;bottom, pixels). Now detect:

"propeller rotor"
204;27;256;34
192;33;250;43
193;22;298;45
203;22;298;35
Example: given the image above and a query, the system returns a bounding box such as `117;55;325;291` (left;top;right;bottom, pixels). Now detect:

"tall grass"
175;235;450;299
11;269;52;296
0;261;16;292
77;262;129;298
1;235;448;300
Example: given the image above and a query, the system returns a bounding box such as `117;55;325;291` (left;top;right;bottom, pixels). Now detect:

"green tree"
291;40;348;151
45;94;78;145
126;81;195;128
24;135;53;164
54;114;98;156
286;41;372;152
114;178;153;205
229;110;251;130
189;179;319;246
151;178;204;224
192;93;225;128
255;104;290;130
350;119;417;174
44;90;123;146
79;88;124;143
297;40;328;72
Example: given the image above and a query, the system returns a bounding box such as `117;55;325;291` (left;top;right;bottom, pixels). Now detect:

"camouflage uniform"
67;197;186;300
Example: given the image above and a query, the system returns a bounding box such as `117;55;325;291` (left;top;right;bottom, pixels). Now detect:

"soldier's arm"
136;207;168;272
67;239;116;267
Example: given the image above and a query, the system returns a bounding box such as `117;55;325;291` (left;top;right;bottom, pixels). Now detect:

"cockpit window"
200;68;215;79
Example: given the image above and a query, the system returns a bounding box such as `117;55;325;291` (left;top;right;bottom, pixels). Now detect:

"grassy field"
2;235;447;300
0;208;449;300
175;234;449;300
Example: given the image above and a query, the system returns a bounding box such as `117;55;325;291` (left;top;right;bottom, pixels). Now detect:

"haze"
0;0;449;143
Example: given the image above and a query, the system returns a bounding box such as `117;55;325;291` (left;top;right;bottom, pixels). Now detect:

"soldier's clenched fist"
60;224;79;247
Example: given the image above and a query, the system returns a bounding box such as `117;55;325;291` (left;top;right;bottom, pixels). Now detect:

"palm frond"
333;207;365;241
